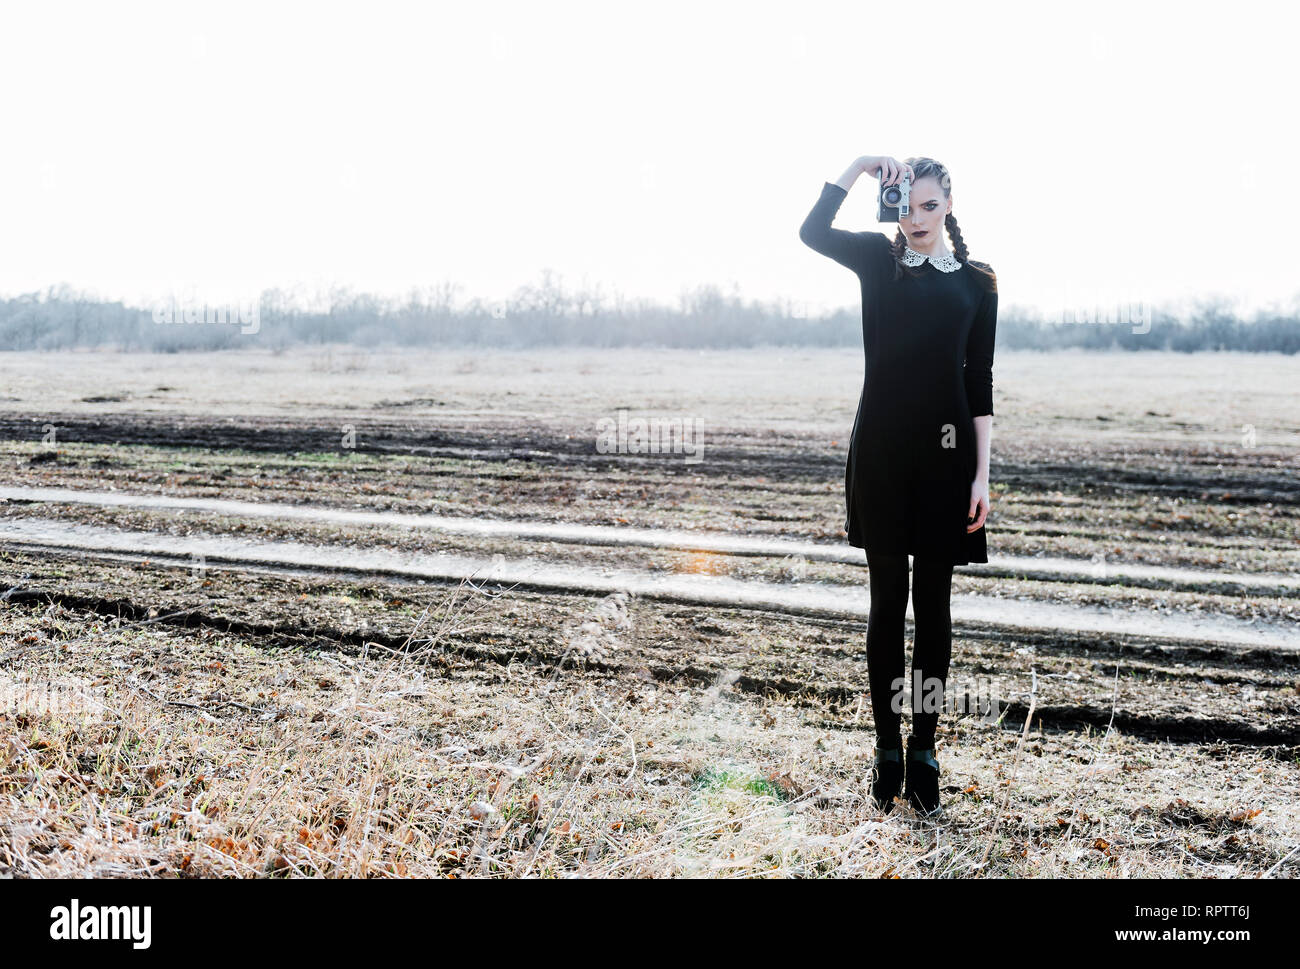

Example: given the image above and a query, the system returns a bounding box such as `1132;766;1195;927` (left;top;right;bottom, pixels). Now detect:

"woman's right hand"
860;155;914;187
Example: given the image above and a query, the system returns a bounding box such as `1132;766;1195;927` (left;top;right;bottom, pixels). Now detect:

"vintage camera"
877;171;911;222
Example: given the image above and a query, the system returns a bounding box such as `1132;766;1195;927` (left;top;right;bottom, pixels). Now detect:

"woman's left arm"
973;415;992;483
968;415;992;531
966;284;997;531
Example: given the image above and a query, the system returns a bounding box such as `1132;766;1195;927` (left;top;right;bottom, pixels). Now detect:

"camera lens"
883;187;900;205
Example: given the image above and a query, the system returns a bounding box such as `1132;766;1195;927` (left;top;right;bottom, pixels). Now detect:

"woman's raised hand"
861;155;915;187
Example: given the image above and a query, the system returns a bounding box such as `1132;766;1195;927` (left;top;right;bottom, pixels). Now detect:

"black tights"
865;550;954;750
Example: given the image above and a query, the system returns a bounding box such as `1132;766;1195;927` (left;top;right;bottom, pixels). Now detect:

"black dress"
799;180;997;566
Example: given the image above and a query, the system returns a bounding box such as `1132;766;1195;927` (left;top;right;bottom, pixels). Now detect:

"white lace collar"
901;245;962;273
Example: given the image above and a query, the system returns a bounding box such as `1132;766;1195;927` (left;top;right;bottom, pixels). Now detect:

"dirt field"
1;347;1297;877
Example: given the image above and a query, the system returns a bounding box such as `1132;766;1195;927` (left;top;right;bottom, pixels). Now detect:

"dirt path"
3;513;1297;651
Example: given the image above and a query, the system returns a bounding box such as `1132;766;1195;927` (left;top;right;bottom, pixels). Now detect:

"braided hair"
888;156;996;293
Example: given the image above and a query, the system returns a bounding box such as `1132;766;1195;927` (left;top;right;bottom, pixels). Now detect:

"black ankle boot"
904;737;941;815
869;745;903;814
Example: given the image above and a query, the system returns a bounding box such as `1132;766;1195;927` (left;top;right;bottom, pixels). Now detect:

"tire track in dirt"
2;516;1297;649
5;483;1294;598
4;485;1298;599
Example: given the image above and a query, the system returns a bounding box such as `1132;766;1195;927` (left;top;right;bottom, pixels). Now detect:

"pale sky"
1;0;1296;320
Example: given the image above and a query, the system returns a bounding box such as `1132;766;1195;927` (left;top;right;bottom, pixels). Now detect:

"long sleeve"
963;285;997;417
799;181;867;273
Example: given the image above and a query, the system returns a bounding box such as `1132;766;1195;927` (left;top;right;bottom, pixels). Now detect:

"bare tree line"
2;279;1298;353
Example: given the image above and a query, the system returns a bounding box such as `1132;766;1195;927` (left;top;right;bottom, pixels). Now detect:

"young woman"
798;155;997;817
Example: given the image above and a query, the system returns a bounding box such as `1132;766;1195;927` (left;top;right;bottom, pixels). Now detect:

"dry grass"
2;578;1294;878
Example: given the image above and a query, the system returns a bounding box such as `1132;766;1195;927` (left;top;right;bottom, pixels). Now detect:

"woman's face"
900;175;952;249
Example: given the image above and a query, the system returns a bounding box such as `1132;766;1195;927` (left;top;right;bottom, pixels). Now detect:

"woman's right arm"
834;154;909;191
799;155;910;272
